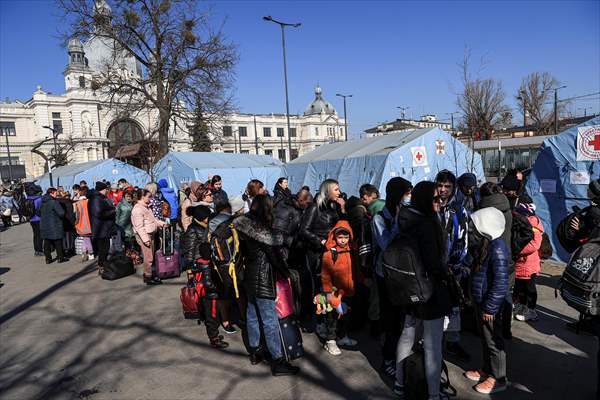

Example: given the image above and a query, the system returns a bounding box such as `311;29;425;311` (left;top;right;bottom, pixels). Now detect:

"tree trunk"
158;108;170;157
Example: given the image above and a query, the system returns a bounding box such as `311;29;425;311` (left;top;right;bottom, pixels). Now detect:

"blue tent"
153;152;284;196
36;159;151;191
284;127;485;195
525;116;600;262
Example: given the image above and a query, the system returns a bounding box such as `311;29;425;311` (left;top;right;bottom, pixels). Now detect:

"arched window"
106;119;143;157
79;76;85;88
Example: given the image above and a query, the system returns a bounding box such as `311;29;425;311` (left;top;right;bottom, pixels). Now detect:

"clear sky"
1;0;599;137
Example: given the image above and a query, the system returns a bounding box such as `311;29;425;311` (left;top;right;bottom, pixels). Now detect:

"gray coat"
40;195;65;240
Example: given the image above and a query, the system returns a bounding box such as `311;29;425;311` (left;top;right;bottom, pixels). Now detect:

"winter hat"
95;181;108;191
157;179;169;189
500;174;520;191
470;207;506;241
458;173;477;188
229;196;245;214
334;227;351;236
368;198;386;216
188;205;212;222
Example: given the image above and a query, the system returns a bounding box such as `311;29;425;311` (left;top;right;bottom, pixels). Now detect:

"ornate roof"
304;86;336;116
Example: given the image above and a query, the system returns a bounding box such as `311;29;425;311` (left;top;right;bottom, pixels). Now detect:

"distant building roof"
304;86;336;116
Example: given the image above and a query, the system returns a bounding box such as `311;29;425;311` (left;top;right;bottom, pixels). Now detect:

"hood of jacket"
479;193;510;214
233;214;284;246
324;220;353;251
26;194;41;201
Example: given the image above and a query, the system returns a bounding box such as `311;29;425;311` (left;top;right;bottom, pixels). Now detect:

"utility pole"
336;93;352;141
445;112;457;136
553;85;567;134
253;115;259;154
578;107;590;117
263;16;301;160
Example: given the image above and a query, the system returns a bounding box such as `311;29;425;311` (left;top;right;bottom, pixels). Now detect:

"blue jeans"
246;296;283;360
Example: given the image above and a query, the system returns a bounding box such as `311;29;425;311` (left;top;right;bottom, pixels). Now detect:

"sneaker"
513;303;524;317
474;377;507;394
523;308;539;321
324;340;342;355
382;359;396;378
445;342;471;362
249;347;264;365
337;336;357;347
209;336;229;349
222;323;237;334
34;251;44;257
393;381;405;398
464;369;487;382
271;358;300;376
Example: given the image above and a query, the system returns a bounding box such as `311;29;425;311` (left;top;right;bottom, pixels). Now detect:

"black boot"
249;347;264;365
210;336;229;349
271;358;300;376
45;258;54;264
144;275;163;285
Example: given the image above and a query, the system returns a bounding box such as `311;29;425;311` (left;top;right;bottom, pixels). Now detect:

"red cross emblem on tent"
577;125;600;161
435;139;445;155
411;146;428;167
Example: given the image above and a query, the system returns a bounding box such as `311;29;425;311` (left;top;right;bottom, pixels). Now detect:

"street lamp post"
445;112;456;136
552;85;567;134
397;106;410;120
336;93;352;142
0;124;14;182
263;15;301;160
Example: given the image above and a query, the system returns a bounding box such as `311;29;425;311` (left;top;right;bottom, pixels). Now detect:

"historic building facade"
213;86;346;162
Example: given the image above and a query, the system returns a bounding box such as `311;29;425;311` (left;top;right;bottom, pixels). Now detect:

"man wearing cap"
88;181;116;274
455;173;480;214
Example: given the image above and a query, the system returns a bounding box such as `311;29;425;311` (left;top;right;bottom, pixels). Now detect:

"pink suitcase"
275;277;294;318
155;249;180;279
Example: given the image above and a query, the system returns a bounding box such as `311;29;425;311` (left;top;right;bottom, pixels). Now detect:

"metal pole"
253;115;259;154
450;113;454;135
342;97;348;141
3;132;13;182
554;89;558;134
280;25;292;159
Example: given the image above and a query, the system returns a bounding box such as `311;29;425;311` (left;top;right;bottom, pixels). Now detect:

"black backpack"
381;232;433;307
22;198;39;219
209;217;242;298
559;237;600;316
511;212;534;260
405;342;456;400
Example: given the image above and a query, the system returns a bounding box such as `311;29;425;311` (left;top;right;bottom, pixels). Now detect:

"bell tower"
64;36;92;92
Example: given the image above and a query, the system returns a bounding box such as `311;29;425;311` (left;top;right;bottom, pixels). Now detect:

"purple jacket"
27;195;42;222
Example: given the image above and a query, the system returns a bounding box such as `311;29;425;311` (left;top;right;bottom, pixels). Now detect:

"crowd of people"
4;169;600;399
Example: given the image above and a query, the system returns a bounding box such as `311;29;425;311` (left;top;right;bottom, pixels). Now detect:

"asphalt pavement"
0;223;597;399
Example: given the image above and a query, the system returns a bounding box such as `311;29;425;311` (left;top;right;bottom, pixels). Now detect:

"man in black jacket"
40;188;67;264
88;181;116;273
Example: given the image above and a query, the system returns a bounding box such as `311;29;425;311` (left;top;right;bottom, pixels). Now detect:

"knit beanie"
95;181;108;191
458;173;477;188
470;207;506;241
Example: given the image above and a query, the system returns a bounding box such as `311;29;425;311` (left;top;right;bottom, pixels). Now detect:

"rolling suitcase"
155;226;180;279
278;315;304;361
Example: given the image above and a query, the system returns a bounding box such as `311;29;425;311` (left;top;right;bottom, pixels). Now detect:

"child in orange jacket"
321;220;358;355
513;199;544;322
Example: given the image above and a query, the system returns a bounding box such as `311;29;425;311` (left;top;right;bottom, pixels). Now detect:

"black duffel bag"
102;253;135;281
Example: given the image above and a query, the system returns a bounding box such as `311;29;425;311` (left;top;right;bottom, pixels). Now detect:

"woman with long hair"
272;177;292;207
297;179;346;328
233;194;300;376
394;181;452;400
242;179;267;213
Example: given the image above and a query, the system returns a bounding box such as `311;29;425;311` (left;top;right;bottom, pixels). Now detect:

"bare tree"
516;72;564;135
457;49;508;142
58;0;237;157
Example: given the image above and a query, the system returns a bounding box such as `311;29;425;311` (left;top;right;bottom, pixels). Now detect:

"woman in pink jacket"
132;189;166;285
513;199;544;321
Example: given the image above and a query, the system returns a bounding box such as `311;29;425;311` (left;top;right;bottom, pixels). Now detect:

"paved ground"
0;223;597;400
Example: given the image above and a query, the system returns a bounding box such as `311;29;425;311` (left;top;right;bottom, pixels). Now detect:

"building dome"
304;86;336;116
94;0;112;16
68;36;84;53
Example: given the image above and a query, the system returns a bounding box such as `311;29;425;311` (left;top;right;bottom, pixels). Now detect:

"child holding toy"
320;220;357;355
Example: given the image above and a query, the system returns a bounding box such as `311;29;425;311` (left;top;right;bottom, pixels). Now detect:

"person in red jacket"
321;220;358;355
513;199;544;322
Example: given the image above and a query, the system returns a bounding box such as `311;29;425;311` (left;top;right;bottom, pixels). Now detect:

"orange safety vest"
75;199;92;236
